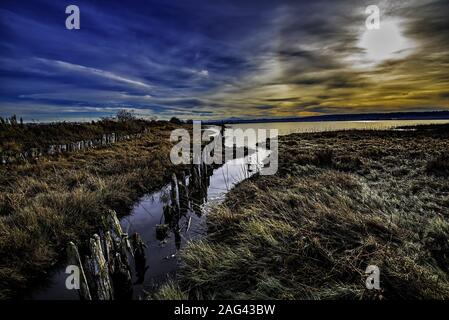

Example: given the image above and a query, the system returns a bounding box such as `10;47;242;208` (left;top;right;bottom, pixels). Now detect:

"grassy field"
2;121;448;300
160;124;449;300
0;117;151;154
0;121;187;299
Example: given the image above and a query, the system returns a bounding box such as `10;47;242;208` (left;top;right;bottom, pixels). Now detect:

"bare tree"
169;116;183;125
116;109;135;122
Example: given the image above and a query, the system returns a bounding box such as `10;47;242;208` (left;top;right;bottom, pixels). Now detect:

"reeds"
174;125;449;300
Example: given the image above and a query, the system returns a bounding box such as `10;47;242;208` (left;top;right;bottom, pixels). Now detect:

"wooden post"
202;162;208;188
103;210;133;267
110;253;133;299
171;173;180;213
89;234;113;300
122;233;134;258
196;164;202;187
191;166;198;190
104;231;115;274
179;172;189;211
130;233;148;286
117;234;133;271
83;255;96;298
105;210;124;243
156;224;170;241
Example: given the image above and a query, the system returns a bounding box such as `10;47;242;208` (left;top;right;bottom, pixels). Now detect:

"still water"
30;150;267;300
229;119;449;135
29;119;449;299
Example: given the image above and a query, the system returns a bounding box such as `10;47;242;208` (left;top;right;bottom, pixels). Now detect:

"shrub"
314;149;334;167
427;154;449;176
169;117;184;125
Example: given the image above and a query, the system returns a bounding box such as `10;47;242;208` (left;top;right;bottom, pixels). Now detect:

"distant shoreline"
206;110;449;125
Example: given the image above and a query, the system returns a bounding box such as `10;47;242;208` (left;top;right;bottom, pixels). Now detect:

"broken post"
105;210;124;243
89;234;113;300
104;231;115;274
171;173;180;214
110;253;133;300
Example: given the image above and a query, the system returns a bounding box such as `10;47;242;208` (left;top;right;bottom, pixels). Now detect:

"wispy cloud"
36;58;153;89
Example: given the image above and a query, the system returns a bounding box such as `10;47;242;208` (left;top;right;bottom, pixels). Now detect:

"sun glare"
357;18;415;66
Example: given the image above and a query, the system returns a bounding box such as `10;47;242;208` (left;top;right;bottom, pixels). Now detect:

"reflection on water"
229;119;449;136
31;150;267;300
31;148;267;300
119;150;269;299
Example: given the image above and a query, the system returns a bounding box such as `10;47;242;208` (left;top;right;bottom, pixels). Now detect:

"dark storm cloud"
254;105;275;110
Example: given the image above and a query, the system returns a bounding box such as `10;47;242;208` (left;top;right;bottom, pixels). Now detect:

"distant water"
228;119;449;136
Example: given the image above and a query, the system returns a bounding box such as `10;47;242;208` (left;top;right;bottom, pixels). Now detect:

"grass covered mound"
0;122;186;299
0;118;151;154
173;127;449;300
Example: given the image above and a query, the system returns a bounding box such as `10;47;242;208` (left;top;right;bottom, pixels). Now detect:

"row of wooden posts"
173;163;212;215
68;162;214;300
68;164;213;300
2;125;226;165
65;131;216;300
1;132;143;165
67;210;146;300
156;163;213;244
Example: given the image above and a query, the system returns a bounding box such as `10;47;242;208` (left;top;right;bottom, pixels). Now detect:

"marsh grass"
152;281;188;300
0;122;187;298
174;126;449;300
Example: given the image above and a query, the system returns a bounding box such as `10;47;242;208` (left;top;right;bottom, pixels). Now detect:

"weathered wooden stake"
89;234;113;300
171;173;180;213
106;210;124;243
104;231;115;273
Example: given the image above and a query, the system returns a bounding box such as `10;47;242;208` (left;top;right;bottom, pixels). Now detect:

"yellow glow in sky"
358;19;415;66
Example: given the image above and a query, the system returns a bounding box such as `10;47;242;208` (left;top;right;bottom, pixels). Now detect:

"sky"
0;0;448;121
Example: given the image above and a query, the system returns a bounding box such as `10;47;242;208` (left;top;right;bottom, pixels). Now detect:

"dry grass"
0;122;187;299
0;118;150;153
175;126;449;300
152;281;188;300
